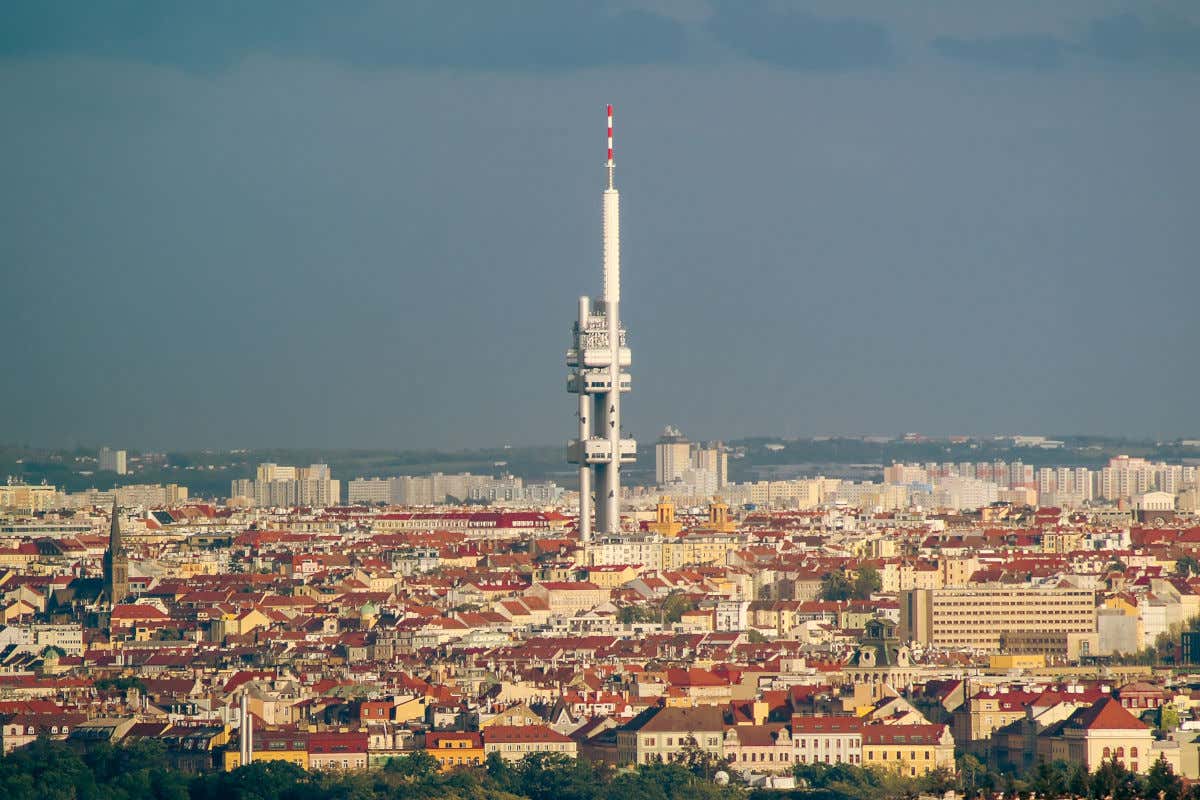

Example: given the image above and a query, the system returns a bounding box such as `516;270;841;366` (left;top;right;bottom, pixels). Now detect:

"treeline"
0;739;743;800
3;737;1195;800
792;756;1193;800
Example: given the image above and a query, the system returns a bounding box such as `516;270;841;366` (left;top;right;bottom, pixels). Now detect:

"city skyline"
4;5;1200;794
1;2;1197;450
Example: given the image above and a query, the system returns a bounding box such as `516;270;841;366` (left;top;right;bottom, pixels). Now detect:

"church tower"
103;497;129;605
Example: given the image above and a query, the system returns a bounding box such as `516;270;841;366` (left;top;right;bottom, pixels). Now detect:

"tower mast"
568;104;635;543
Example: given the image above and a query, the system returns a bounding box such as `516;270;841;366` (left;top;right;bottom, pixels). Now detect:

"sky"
1;1;1198;451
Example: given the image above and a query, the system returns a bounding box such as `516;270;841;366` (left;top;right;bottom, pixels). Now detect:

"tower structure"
103;496;129;605
568;104;636;541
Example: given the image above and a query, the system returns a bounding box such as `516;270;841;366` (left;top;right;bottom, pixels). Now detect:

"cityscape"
2;3;1198;800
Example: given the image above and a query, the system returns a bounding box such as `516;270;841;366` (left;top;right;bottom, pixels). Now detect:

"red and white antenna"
606;104;614;189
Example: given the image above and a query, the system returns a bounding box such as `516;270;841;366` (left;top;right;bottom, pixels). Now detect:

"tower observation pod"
567;104;635;543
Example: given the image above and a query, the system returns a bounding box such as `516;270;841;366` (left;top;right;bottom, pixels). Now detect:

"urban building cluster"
655;456;1200;517
347;473;563;507
0;477;1197;783
3;106;1197;793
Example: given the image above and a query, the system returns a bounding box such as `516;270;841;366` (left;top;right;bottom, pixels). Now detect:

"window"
1130;747;1138;758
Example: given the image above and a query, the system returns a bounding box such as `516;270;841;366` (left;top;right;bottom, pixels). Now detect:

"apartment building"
901;586;1098;659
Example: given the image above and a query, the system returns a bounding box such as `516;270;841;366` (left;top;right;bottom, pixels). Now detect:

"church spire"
109;495;124;557
104;496;129;605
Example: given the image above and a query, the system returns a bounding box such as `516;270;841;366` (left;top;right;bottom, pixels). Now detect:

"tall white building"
655;426;727;494
233;463;340;508
347;477;391;505
932;476;999;511
655;427;691;485
99;448;127;475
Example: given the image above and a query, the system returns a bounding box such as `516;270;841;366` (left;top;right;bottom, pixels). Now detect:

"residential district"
2;444;1200;796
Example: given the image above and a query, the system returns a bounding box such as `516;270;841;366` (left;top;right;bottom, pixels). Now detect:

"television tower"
568;104;635;542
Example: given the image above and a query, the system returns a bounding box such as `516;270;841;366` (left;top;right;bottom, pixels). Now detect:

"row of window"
797;754;859;764
796;738;857;749
1102;746;1139;758
641;736;720;748
867;750;932;761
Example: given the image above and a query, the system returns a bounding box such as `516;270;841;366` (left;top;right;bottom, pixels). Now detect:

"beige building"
0;484;58;512
483;725;577;762
525;581;607;613
617;706;725;766
1039;697;1154;773
661;534;742;570
862;724;955;777
901;586;1097;659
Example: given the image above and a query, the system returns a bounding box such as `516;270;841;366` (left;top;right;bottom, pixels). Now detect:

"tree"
851;565;882;600
661;593;696;625
676;737;723;780
955;753;987;794
1159;703;1181;732
1089;758;1141;800
1146;756;1183;800
617;605;654;625
1067;762;1090;798
1176;555;1200;577
1030;759;1071;799
819;572;852;602
382;749;439;780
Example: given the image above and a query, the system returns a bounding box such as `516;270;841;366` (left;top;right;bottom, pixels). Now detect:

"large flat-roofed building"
901;586;1097;659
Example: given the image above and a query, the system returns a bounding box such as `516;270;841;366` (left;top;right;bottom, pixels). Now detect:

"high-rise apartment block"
654;427;727;496
655;427;691;485
346;472;561;506
231;463;340;508
99;447;127;475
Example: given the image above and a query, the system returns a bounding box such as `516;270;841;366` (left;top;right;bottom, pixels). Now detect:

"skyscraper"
567;105;636;541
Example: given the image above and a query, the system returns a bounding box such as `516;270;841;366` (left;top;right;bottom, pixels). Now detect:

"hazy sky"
2;1;1198;451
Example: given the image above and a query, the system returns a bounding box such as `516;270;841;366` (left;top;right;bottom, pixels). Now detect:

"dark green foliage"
851;565;881;600
0;738;738;800
1175;555;1200;577
11;736;1198;800
1147;756;1185;800
818;572;852;602
661;593;697;625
